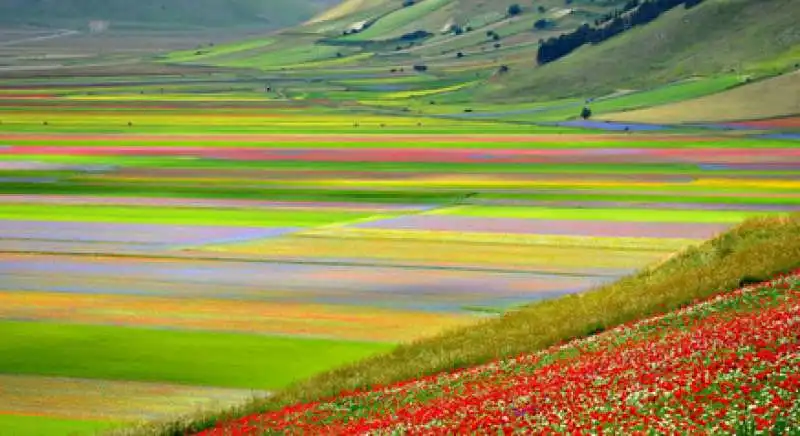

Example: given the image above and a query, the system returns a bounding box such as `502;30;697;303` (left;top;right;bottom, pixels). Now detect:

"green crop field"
0;415;120;436
0;204;370;227
0;321;392;390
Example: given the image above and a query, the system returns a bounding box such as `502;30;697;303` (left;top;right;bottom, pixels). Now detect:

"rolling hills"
0;0;341;28
153;0;799;124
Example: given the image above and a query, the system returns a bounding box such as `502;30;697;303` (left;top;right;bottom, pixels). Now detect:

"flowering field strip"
0;195;429;213
0;203;371;228
0;253;605;314
198;234;675;274
356;215;731;239
0;220;298;246
294;228;699;251
3;143;799;158
202;271;800;435
432;205;773;223
727;116;800;130
0;291;473;342
0;374;267;422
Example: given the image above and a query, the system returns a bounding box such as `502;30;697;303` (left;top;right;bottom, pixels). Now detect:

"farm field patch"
199;233;684;272
0;291;472;342
0;321;392;389
1;78;796;434
0;415;119;436
0;253;611;313
0;203;370;227
0;374;266;422
432;205;774;223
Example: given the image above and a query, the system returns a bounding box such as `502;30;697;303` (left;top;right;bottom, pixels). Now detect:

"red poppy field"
201;271;800;435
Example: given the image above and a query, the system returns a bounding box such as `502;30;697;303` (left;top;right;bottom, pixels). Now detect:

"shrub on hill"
533;18;552;29
399;30;433;41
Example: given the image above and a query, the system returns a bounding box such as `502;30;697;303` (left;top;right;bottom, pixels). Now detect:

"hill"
601;70;800;124
133;213;800;434
202;269;800;434
478;0;800;102
156;0;799;122
0;0;341;28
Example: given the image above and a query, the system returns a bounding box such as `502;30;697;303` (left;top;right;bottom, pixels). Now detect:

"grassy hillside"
479;0;800;101
603;70;800;123
0;0;340;28
202;270;800;433
133;213;800;434
156;0;799;123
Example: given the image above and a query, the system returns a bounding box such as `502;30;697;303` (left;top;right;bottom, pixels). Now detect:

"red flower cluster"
200;271;800;435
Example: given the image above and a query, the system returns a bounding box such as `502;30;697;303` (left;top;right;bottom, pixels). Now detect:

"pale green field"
0;415;120;436
0;321;394;390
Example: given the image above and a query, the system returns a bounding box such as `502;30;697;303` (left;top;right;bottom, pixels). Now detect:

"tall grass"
128;213;800;435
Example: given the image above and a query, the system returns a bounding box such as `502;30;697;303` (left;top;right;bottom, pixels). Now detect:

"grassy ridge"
484;0;800;101
143;213;800;434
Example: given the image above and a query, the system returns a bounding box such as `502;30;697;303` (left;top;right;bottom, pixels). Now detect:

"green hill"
0;0;341;28
159;0;799;114
602;70;800;124
478;0;800;102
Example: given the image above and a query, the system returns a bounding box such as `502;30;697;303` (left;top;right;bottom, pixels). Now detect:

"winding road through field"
0;29;79;47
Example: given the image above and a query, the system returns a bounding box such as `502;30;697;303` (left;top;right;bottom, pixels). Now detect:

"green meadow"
0;415;121;436
0;204;369;227
0;321;392;390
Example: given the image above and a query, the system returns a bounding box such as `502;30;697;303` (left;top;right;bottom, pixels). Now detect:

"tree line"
537;0;705;65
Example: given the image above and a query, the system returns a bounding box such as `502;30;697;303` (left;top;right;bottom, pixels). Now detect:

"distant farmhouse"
88;20;110;33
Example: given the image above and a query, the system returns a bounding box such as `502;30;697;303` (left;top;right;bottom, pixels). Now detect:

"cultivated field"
0;8;798;432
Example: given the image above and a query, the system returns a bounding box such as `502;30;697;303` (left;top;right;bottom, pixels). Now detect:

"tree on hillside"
581;107;592;120
508;4;522;16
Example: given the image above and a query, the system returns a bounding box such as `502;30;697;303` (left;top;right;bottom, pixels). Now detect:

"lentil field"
0;77;798;435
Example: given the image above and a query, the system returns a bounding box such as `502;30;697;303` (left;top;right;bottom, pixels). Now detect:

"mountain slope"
0;0;341;28
477;0;800;101
602;70;800;124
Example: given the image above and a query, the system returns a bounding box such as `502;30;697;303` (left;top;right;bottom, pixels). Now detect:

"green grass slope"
0;0;341;28
479;0;800;102
135;213;800;434
604;70;800;123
